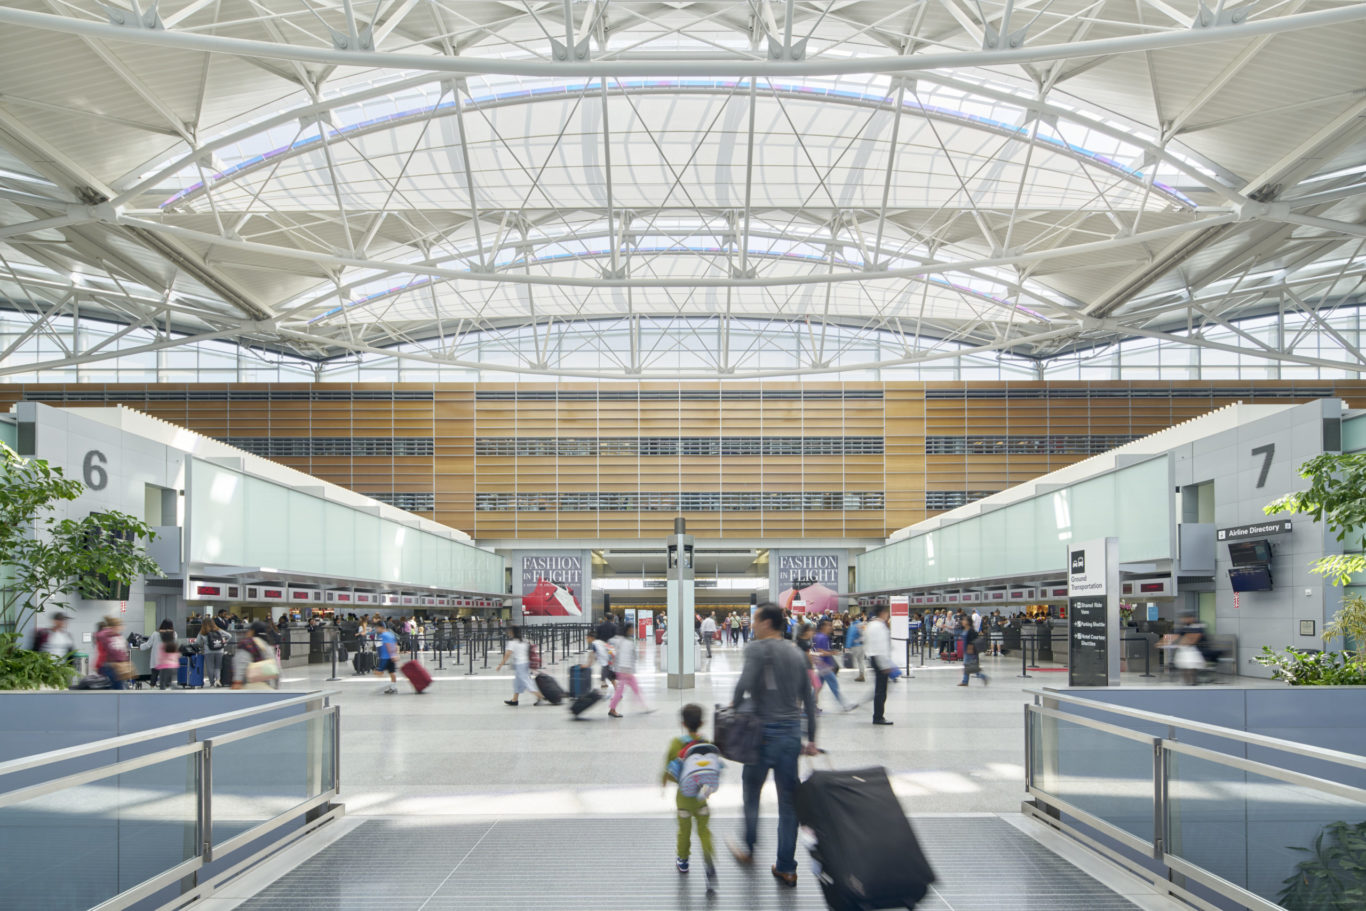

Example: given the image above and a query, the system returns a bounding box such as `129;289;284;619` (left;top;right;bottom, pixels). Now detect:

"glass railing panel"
1029;710;1154;846
212;714;328;847
0;752;197;911
1166;748;1366;909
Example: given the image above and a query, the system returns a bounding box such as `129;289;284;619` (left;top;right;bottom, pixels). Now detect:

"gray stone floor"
277;639;1208;818
187;641;1206;910
223;815;1146;911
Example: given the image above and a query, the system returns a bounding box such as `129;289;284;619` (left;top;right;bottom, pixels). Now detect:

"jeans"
742;720;802;874
99;664;125;690
819;668;847;707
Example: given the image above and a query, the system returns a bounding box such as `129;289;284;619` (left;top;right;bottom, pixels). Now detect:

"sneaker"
384;686;397;694
677;857;690;874
504;699;518;706
843;702;860;712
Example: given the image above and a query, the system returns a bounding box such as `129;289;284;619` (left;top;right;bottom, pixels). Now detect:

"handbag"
107;660;133;681
842;652;854;669
714;702;764;765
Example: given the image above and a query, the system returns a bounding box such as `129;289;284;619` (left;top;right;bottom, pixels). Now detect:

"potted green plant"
1;442;162;689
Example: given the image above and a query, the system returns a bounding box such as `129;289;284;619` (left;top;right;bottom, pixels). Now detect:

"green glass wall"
857;456;1172;592
188;459;503;593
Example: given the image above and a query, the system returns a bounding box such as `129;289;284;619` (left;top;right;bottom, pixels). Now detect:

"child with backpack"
662;704;722;895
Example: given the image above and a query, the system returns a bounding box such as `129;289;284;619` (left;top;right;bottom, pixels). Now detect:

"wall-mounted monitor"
1230;565;1273;592
1228;539;1273;566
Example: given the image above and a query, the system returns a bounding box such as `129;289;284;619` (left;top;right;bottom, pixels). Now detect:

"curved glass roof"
0;0;1363;379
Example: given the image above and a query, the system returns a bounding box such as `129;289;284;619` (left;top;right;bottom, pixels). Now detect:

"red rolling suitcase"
401;660;432;693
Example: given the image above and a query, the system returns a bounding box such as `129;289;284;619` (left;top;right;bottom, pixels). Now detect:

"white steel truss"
0;0;1363;380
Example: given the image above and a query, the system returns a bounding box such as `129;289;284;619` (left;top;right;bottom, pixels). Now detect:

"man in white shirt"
35;611;75;662
700;614;717;659
971;610;982;633
864;604;894;725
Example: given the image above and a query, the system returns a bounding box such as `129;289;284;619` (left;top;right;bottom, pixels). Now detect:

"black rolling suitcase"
536;673;565;705
570;690;602;718
796;765;934;910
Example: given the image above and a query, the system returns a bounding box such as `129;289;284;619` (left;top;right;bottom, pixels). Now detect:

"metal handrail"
0;689;339;780
1024;693;1366;911
0;698;343;911
1028;687;1366;770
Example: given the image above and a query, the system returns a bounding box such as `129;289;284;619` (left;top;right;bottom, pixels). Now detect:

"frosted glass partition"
857;456;1171;592
188;459;502;592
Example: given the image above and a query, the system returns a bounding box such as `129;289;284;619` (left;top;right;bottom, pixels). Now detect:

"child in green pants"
663;703;720;895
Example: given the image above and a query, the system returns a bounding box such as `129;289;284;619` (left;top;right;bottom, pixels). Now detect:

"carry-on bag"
569;663;594;698
178;654;205;688
536;672;565;705
713;703;764;765
70;674;111;691
401;660;432;693
570;690;602;717
795;764;935;910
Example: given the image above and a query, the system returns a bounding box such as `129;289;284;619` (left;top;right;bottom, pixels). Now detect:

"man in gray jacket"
728;604;819;888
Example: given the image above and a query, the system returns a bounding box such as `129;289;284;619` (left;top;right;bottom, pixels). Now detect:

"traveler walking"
375;620;400;694
587;630;614;690
144;620;179;689
865;604;894;725
958;616;989;686
232;621;280;689
845;615;866;681
663;703;720;894
607;630;651;717
495;626;547;706
700;613;716;660
196;619;228;688
726;604;819;888
812;618;857;711
94;616;131;689
596;611;618;643
33;611;75;662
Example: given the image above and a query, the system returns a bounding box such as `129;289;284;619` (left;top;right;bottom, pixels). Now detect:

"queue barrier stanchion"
1018;634;1032;678
327;628;341;682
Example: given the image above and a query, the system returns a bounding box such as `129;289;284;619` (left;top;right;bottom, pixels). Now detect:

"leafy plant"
1280;819;1366;911
0;633;77;690
1265;453;1366;586
0;441;162;635
1324;593;1366;656
1255;647;1366;686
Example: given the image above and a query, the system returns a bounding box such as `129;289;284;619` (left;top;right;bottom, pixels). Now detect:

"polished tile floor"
222;815;1151;911
198;640;1198;910
287;640;1047;817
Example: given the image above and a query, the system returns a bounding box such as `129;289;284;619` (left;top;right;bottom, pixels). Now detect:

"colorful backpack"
669;739;724;799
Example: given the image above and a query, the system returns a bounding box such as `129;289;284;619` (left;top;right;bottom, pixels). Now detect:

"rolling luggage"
401;660;432;693
536;672;564;705
177;654;205;688
795;765;934;911
70;674;111;690
570;690;602;717
569;663;594;698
